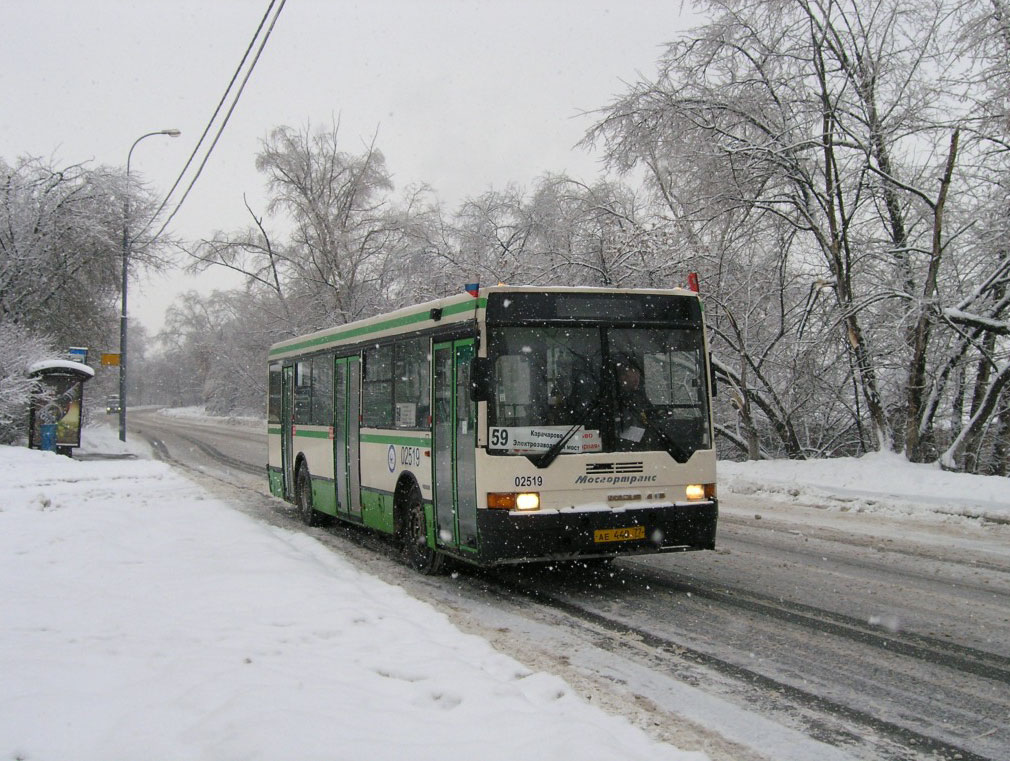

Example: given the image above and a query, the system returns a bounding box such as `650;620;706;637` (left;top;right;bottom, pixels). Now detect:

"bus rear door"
281;364;294;498
333;355;362;520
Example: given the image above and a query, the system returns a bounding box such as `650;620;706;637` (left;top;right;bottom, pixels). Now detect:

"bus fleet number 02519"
400;446;422;468
514;475;543;488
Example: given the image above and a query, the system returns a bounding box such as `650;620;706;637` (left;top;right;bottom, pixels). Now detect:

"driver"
613;353;650;444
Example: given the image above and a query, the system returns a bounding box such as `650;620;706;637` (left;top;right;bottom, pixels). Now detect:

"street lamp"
120;128;181;442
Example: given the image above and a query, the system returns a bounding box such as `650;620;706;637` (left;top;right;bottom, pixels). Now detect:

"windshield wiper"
528;421;583;469
528;387;602;469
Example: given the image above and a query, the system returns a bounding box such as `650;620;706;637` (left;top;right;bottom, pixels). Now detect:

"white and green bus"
267;285;717;573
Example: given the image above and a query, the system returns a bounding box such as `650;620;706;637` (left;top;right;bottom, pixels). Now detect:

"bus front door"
433;339;478;552
334;356;362;520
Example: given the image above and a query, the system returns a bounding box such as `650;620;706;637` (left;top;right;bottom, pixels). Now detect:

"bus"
267;285;717;573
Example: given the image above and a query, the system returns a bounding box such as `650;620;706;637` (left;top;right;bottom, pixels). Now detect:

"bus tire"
403;487;443;575
296;463;322;527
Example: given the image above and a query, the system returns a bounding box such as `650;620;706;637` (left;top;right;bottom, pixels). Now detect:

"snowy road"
128;409;1010;761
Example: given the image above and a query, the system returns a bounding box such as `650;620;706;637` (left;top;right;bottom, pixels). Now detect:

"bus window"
488;325;709;456
293;361;312;424
488;327;604;448
494;354;532;426
610;327;710;451
268;363;282;424
644;351;703;408
362;344;394;427
394;338;429;428
311;357;333;425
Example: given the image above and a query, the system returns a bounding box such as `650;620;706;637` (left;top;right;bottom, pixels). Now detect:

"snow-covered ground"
2;421;1006;760
1;426;701;761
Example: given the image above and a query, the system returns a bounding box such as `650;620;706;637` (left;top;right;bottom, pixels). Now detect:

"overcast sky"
3;0;699;332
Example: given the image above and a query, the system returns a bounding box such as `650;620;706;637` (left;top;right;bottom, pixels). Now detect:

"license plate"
594;526;646;543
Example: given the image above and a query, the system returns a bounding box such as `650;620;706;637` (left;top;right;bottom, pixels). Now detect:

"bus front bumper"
474;500;717;565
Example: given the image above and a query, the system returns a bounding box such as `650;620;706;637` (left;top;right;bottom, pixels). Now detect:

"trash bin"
40;423;58;452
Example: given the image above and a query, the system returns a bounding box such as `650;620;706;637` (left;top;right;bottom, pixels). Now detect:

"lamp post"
120;128;181;442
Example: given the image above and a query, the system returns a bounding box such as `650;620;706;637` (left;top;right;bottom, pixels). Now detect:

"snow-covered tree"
188;121;435;335
585;0;1010;471
0;321;53;443
0;156;166;348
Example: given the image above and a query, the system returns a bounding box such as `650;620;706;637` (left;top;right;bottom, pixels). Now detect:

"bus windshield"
487;325;711;459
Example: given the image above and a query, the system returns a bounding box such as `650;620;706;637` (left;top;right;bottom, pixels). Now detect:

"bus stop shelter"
27;359;94;456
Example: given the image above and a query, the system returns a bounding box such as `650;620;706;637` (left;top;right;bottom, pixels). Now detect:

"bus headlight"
685;484;715;501
487;492;541;511
515;492;540;511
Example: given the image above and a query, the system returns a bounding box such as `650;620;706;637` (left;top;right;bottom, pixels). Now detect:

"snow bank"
157;405;263;428
0;444;701;761
721;450;1009;524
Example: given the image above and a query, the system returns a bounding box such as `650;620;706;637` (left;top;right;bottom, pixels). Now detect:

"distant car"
105;395;121;414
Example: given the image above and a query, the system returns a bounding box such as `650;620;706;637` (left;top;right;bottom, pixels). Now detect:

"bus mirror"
471;357;492;402
710;354;717;397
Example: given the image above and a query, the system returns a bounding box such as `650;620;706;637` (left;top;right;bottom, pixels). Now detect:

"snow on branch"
942;309;1010;335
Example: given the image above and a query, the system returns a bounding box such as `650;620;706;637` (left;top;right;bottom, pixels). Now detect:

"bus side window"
293;361;312;424
268;363;282;424
362;344;394;427
394;338;429;428
311;357;333;426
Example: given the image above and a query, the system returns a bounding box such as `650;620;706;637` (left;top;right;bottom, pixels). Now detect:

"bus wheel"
296;464;321;527
403;488;443;575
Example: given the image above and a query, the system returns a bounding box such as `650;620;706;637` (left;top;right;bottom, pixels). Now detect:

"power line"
138;0;286;243
141;0;277;234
